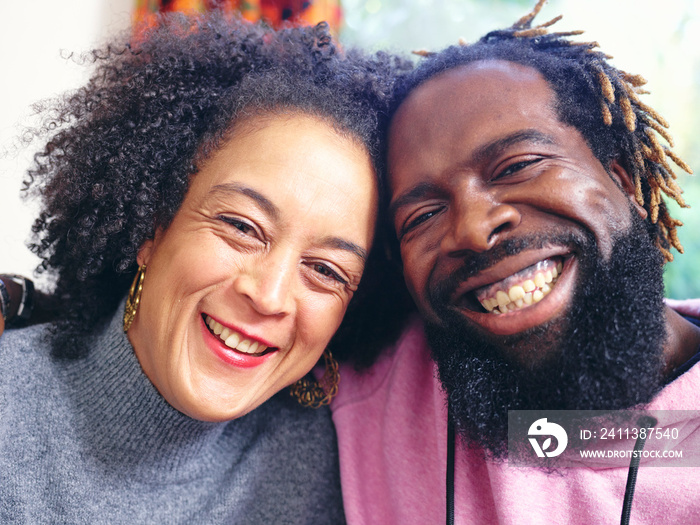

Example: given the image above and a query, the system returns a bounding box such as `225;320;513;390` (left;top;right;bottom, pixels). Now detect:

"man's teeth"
204;315;267;354
479;261;563;315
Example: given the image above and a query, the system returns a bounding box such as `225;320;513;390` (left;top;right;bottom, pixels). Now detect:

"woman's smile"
200;314;278;369
203;314;276;356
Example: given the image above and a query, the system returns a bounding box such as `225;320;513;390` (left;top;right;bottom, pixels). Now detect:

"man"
332;2;700;523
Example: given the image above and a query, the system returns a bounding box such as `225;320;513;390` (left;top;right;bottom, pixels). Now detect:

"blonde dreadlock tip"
669;229;684;254
551;30;585;37
537;15;564;29
661;246;674;262
626;88;662;125
645;106;669;129
666;149;693;174
645;119;674;147
512;0;547;30
513;28;548;38
623;72;648;87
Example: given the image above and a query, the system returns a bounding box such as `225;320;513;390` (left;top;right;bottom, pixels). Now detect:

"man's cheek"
401;262;430;314
548;172;632;258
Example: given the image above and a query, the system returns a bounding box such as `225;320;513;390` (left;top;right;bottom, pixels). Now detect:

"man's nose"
441;188;521;256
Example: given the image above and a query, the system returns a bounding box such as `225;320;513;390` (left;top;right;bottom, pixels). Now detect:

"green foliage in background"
340;0;700;299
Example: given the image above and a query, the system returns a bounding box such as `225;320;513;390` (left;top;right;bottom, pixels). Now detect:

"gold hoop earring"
123;264;147;332
290;349;340;408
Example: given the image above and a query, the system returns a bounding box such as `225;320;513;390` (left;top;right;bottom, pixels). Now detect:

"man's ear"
609;160;648;220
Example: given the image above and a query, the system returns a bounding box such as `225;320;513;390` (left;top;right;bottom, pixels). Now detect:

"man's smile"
474;258;563;314
448;247;578;336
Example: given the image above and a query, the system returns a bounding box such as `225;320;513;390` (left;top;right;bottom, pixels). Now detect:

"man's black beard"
424;214;667;458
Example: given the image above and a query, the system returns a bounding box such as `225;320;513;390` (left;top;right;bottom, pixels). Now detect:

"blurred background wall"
1;0;698;298
0;0;132;284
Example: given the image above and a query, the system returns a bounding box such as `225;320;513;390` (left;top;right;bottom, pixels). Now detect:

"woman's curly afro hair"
25;12;414;366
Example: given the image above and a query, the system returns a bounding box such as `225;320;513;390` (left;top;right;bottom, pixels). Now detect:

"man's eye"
494;158;542;180
403;207;443;236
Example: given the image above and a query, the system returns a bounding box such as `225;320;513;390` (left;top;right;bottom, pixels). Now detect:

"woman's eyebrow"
208;183;279;219
209;183;367;262
319;237;368;263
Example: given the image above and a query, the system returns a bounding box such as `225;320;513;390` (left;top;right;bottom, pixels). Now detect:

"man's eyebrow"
471;129;556;166
320;236;368;263
389;130;556;220
208;183;279;220
389;181;444;221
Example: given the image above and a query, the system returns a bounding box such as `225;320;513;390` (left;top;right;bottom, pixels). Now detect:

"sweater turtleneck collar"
60;301;242;482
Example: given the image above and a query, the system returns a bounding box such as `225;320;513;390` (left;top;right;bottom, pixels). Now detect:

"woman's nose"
232;251;296;317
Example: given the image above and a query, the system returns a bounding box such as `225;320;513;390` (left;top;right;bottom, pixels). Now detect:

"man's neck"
663;305;700;376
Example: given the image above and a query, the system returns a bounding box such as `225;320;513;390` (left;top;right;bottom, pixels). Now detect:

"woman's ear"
136;240;154;267
136;229;162;266
609;160;648;220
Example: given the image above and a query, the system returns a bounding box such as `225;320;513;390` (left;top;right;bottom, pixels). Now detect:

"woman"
0;13;409;523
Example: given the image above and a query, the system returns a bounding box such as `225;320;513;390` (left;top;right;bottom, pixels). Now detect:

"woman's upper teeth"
205;315;267;354
476;259;563;314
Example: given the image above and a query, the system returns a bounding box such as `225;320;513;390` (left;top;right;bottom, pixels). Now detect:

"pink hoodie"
332;318;700;524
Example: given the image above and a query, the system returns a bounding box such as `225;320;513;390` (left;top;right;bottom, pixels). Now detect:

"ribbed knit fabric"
0;304;345;524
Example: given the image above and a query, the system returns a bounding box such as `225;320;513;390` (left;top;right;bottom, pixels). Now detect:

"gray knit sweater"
0;305;346;524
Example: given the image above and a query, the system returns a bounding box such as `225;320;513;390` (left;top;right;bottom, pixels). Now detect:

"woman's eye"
232;221;253;234
219;216;257;237
312;263;347;285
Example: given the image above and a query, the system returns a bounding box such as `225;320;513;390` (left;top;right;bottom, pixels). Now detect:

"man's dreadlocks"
393;0;692;261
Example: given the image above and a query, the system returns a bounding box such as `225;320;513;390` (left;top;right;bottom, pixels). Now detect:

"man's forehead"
387;60;561;182
440;59;542;84
395;60;548;118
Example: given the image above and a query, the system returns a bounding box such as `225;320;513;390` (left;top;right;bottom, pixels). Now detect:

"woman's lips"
203;314;274;356
200;315;278;368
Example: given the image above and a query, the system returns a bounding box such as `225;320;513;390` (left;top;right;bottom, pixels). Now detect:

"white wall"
0;0;132;283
